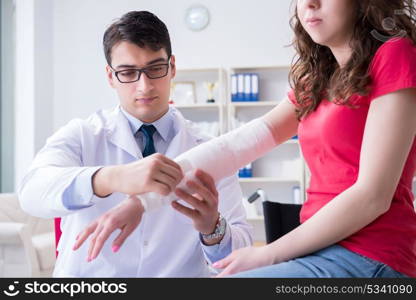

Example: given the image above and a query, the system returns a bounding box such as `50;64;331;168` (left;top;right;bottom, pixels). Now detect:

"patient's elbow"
369;190;394;216
378;197;392;215
355;181;394;216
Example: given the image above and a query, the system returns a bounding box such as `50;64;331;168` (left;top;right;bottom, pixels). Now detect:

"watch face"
217;216;226;235
201;215;226;240
185;5;210;31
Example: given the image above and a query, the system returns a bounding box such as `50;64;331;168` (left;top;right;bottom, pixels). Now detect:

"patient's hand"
72;195;144;262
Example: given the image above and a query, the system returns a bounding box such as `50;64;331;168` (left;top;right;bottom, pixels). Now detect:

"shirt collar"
120;106;174;142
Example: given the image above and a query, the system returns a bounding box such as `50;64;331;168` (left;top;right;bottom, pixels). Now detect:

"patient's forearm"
139;118;277;211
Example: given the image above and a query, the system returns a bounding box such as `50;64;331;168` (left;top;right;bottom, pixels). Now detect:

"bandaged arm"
140;118;277;211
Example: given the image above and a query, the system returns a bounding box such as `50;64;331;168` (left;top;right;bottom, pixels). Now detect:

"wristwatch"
200;213;227;241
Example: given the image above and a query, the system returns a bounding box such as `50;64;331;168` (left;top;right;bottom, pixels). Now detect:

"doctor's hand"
93;153;184;197
213;246;275;277
172;169;221;245
72;195;144;262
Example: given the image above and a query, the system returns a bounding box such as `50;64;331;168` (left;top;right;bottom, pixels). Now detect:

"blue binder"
251;73;259;101
231;74;237;102
244;73;251;101
237;73;245;101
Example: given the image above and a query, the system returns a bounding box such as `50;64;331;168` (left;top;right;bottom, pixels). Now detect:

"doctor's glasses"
111;59;171;83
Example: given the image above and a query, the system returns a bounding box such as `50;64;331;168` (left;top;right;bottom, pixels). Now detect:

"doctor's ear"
106;65;116;88
169;55;176;79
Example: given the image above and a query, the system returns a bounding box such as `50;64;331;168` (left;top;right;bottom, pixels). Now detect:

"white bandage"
139;118;276;211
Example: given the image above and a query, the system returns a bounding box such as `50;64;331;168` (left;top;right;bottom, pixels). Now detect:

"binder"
237;73;245;101
251;73;259;101
244;73;251;101
231;74;237;102
231;72;260;102
238;163;253;177
245;163;253;177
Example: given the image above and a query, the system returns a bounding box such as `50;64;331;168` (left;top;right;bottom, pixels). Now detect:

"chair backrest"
54;218;62;257
0;193;34;224
0;193;53;236
262;201;302;244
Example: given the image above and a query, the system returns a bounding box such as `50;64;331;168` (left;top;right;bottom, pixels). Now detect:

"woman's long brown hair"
290;0;416;120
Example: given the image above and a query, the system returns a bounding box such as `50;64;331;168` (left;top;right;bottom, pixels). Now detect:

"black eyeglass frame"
110;57;171;83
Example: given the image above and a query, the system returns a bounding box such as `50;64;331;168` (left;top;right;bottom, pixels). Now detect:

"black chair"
262;201;302;244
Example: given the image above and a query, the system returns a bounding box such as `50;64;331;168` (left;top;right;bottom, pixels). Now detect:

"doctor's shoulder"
47;107;116;143
83;107;118;136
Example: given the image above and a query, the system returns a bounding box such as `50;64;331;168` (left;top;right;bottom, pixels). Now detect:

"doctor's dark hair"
103;11;172;66
290;0;416;120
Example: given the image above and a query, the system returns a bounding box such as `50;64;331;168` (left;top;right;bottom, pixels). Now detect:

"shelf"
238;177;300;183
173;103;221;109
230;101;279;107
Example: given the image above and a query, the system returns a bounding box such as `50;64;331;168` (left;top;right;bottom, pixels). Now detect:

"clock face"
185;5;210;31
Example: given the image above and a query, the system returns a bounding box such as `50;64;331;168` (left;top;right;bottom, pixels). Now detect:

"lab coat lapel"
107;108;141;159
164;108;201;159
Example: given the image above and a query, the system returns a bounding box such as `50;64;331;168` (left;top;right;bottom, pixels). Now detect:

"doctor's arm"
214;88;416;276
18;119;183;219
18;119;99;218
91;153;183;197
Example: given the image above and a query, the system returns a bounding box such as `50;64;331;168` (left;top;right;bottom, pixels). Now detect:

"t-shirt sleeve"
369;38;416;103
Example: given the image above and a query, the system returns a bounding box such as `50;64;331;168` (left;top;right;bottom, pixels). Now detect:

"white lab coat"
18;106;252;277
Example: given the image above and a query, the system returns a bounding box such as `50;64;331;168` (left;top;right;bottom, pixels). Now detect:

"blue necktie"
139;124;157;157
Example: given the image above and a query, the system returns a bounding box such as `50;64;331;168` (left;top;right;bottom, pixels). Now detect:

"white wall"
14;0;54;189
15;0;36;189
52;0;295;129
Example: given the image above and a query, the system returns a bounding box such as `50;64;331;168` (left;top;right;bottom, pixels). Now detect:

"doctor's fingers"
141;154;183;182
151;172;181;195
147;153;183;173
194;169;218;198
185;179;218;208
88;223;118;261
174;188;206;211
72;221;98;251
112;222;138;252
154;162;184;184
87;222;105;261
171;201;199;220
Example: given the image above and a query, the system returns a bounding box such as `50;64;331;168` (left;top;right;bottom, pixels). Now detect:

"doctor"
18;10;252;277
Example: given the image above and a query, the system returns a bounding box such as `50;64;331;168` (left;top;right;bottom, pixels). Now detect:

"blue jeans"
232;245;408;278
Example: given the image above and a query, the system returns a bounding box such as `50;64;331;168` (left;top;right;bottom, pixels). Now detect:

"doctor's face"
106;41;176;123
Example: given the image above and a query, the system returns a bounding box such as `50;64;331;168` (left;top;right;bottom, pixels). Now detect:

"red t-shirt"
288;38;416;277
